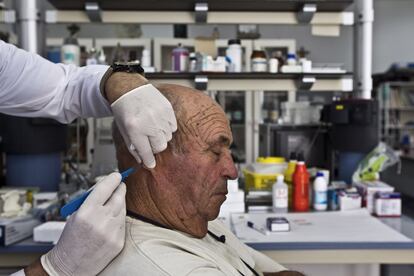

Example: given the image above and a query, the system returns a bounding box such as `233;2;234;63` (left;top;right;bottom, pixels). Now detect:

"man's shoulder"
100;217;223;275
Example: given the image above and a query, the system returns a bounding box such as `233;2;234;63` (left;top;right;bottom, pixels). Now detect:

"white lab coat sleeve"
0;40;111;123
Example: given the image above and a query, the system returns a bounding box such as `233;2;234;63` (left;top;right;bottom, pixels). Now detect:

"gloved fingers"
84;172;122;207
133;135;156;168
104;182;126;217
164;128;173;142
128;143;142;164
164;102;178;132
148;131;168;154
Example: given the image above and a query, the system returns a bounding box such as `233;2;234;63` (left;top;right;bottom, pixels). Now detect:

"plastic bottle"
171;43;189;72
251;48;267;72
284;152;297;209
272;175;288;213
286;53;297;65
61;24;80;66
268;57;279;73
313;172;328;211
97;49;107;65
226;39;242;72
293;152;310;212
141;48;151;67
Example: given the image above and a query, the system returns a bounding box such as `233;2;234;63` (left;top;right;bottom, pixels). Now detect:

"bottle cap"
228;39;241;45
289;152;297;161
287;53;296;59
316;172;324;177
297;152;305;162
277;174;284;182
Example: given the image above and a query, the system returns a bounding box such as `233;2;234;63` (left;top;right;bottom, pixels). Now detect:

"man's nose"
222;150;238;180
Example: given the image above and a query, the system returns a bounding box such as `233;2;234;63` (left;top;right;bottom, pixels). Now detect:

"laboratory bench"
2;207;414;270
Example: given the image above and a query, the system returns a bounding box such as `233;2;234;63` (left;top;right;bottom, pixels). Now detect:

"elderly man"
101;84;303;276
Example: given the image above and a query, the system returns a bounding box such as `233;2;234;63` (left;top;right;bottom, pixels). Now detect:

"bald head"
113;83;237;238
113;84;230;170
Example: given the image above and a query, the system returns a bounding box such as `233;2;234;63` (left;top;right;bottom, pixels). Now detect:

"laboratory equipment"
60;167;136;218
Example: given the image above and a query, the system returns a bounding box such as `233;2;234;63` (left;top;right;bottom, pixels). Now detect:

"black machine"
259;99;379;182
322;99;379;154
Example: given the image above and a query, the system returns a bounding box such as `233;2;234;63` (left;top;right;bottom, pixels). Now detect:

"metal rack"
4;0;375;164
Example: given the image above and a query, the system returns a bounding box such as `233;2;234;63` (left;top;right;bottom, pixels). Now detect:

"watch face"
112;61;144;74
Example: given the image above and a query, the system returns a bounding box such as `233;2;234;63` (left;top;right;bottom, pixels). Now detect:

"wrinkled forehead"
181;103;232;146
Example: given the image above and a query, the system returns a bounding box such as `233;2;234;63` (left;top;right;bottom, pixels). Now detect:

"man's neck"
126;174;208;238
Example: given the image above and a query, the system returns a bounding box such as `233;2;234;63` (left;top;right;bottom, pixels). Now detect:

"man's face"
153;103;238;223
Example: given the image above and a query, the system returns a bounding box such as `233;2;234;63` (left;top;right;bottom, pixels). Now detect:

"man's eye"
211;150;221;156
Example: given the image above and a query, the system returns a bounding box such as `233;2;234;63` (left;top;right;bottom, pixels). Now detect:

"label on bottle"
314;191;327;204
274;188;288;208
252;58;267;72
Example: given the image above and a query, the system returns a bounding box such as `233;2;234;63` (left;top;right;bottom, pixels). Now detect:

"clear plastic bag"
352;142;400;182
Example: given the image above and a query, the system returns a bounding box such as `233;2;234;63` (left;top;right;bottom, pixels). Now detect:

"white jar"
141;49;151;67
313;172;328;211
226;39;242;72
269;58;279;73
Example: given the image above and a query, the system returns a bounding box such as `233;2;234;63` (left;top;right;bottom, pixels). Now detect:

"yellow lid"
256;156;285;164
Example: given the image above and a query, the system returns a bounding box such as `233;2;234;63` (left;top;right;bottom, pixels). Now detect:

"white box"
354;181;394;214
0;215;41;246
34;221;66;244
339;192;361;211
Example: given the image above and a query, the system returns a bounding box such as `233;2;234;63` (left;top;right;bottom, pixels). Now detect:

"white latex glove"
111;84;177;168
41;173;126;276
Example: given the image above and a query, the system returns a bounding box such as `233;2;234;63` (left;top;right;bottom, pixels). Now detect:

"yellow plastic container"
244;156;286;190
243;169;283;190
256;157;285;164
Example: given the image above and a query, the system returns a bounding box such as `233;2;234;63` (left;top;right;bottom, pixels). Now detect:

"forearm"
0;40;111;123
24;259;48;276
104;72;149;104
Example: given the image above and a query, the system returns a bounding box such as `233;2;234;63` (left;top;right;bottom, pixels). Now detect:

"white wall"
373;0;414;73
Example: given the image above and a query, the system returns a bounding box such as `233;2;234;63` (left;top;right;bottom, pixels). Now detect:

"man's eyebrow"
208;135;231;147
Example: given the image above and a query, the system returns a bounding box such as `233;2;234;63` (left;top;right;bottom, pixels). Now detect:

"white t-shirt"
100;216;286;276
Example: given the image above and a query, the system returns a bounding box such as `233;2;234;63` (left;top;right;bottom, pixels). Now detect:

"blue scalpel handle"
60;167;136;218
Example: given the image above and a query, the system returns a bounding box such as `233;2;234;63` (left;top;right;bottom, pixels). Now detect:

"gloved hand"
111;84;177;168
41;173;126;276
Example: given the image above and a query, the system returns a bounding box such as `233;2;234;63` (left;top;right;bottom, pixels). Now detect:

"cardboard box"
355;181;394;214
0;215;41;246
339;192;361;211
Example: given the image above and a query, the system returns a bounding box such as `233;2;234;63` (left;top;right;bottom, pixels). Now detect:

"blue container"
6;153;62;191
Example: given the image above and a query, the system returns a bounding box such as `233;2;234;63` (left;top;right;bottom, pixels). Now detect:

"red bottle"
293;154;310;212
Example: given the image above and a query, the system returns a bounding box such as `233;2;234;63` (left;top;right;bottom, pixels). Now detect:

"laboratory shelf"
46;0;354;25
146;72;353;92
48;0;353;12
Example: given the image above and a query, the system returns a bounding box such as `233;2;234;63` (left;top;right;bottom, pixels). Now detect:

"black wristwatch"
100;61;145;99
